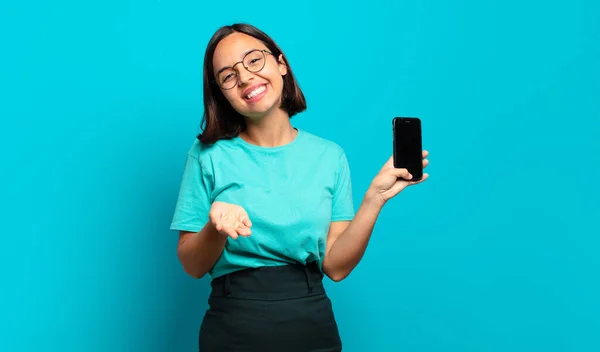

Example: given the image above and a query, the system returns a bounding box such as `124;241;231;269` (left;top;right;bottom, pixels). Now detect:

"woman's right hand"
208;201;252;239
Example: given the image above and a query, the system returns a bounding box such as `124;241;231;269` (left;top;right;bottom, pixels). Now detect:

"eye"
222;72;235;82
248;57;262;66
244;51;264;67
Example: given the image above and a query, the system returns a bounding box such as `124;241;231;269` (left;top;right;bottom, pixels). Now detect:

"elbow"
184;267;205;279
323;263;350;282
180;260;206;279
177;249;206;279
328;271;349;282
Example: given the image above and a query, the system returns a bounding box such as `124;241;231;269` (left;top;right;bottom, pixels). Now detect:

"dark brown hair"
197;23;307;145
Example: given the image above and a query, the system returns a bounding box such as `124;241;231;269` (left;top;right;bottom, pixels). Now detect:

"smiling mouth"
244;84;267;100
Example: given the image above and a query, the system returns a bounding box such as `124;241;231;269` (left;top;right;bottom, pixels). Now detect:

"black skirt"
198;262;342;352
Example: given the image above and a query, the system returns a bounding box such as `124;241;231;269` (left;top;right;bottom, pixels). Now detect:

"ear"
277;54;288;76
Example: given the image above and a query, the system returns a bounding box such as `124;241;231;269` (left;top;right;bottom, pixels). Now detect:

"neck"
241;108;297;147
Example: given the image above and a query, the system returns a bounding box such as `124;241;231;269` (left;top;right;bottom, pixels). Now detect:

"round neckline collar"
234;127;302;152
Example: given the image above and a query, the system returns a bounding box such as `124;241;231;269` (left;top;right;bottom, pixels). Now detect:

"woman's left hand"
367;150;429;206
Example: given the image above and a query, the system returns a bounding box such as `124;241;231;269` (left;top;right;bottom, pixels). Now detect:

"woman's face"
212;32;288;120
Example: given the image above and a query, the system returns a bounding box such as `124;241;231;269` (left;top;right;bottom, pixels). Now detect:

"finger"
422;150;429;158
237;227;252;237
240;216;252;228
423;159;429;168
391;167;412;180
224;227;238;239
409;173;429;185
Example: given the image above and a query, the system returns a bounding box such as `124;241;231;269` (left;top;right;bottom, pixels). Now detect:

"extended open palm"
209;201;252;239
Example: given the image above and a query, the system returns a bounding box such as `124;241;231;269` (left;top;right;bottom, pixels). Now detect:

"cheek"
222;90;241;105
272;74;284;89
264;71;284;93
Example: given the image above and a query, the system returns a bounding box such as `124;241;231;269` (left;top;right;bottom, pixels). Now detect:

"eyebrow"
215;48;262;76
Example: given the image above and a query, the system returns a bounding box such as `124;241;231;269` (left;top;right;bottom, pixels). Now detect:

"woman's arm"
177;222;228;279
321;191;383;282
177;201;253;279
322;153;429;282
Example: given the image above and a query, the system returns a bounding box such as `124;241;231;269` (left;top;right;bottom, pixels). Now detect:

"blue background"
2;0;599;351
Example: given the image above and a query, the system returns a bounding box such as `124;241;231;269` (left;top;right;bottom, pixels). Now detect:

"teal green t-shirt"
169;128;355;278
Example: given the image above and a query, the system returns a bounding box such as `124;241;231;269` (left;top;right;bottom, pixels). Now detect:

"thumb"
391;168;412;180
209;209;223;230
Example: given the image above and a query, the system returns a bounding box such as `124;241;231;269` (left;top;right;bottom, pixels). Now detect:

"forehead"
213;32;268;69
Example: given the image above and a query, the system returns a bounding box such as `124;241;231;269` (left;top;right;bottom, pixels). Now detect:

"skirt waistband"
209;262;325;301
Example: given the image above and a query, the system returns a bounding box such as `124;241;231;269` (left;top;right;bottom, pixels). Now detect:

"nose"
236;67;254;86
234;62;254;85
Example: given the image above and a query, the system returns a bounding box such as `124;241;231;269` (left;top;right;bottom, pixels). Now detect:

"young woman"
170;23;429;352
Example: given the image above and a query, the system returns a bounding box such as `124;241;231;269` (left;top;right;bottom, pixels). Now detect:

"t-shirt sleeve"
331;151;355;221
169;153;213;233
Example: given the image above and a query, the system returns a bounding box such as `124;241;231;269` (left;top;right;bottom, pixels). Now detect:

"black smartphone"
393;117;423;181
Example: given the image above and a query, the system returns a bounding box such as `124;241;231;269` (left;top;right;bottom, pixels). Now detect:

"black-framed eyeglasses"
214;49;273;90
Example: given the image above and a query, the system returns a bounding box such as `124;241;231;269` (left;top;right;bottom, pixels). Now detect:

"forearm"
177;221;227;279
323;191;384;281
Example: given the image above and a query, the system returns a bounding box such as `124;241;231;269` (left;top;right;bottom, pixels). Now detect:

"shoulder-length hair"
197;23;307;145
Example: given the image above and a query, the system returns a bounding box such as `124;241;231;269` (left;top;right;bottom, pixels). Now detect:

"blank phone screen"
393;118;423;179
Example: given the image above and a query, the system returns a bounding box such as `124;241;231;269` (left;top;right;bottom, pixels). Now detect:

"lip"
242;84;268;103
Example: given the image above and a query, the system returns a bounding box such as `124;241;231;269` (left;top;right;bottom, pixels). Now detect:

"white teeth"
246;85;266;99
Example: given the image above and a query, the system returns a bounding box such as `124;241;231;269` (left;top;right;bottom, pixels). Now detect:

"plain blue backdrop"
2;0;599;351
